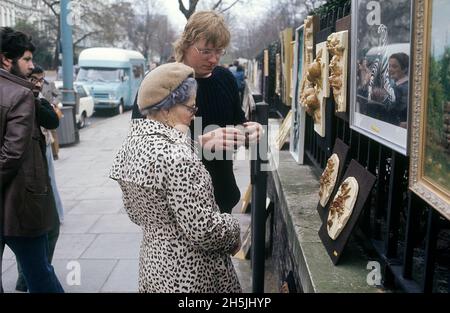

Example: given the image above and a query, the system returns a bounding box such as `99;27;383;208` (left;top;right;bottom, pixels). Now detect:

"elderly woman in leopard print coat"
110;63;242;293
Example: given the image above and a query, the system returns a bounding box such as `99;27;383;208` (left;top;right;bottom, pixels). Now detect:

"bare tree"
90;2;135;47
177;0;246;19
123;0;177;62
231;0;326;59
178;0;200;20
212;0;241;13
39;0;116;68
150;16;177;62
40;0;61;68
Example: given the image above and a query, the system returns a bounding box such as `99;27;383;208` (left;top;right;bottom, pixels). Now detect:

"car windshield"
76;68;122;82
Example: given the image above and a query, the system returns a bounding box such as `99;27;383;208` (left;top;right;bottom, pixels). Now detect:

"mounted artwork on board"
317;139;350;222
350;0;413;155
327;31;349;113
299;15;319;110
319;160;376;265
300;41;330;138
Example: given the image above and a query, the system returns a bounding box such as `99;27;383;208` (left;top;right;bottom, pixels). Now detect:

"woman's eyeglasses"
180;103;198;114
193;46;226;59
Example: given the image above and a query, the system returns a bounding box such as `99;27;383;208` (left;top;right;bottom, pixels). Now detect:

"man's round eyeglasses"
194;46;226;58
30;76;45;84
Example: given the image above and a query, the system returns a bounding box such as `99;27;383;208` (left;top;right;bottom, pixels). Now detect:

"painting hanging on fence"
350;0;413;155
327;30;349;113
280;28;293;106
305;41;330;137
409;0;450;220
290;25;306;164
275;53;281;96
299;15;318;109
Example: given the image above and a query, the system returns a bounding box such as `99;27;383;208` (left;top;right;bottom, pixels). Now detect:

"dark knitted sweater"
132;66;246;213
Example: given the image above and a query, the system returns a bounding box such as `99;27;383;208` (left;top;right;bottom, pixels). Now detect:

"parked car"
54;81;95;128
76;47;146;115
73;84;95;128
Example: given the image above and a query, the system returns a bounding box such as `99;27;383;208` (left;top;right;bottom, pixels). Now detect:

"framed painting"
350;0;414;155
290;25;306;164
280;28;293;106
409;0;450;220
275;53;281;96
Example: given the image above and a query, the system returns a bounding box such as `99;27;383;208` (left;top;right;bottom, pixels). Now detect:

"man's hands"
198;122;263;152
243;121;264;144
199;127;245;151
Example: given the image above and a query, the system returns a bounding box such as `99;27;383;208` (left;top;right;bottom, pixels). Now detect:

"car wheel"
116;101;124;115
77;112;87;129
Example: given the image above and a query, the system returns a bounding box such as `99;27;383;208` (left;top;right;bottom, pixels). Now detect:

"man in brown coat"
0;27;63;293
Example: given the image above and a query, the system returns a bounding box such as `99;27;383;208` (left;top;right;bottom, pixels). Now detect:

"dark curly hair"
0;27;35;62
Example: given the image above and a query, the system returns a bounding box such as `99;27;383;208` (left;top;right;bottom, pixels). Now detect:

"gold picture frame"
409;0;450;220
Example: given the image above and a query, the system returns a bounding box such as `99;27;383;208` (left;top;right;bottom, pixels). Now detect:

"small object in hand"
52;103;64;119
244;132;250;148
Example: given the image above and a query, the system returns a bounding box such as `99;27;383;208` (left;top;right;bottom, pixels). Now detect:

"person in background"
111;62;241;292
132;11;262;214
0;27;64;293
42;81;62;160
234;65;246;107
387;53;409;128
228;60;239;74
228;60;245;106
14;65;64;292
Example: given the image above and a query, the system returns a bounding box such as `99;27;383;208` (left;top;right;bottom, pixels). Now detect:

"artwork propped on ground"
275;110;293;150
319;160;376;265
327;177;359;240
319;154;340;207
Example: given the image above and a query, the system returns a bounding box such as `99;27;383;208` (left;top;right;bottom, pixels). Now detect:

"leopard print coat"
110;119;242;293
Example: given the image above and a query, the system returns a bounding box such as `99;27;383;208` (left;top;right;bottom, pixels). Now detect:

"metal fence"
255;2;449;293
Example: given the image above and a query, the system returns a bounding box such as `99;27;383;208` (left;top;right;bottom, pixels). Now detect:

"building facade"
0;0;49;29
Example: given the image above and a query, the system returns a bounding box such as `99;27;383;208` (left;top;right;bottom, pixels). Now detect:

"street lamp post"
61;0;74;94
59;0;79;144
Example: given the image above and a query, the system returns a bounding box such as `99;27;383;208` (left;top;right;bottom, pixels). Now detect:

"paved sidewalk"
2;111;275;293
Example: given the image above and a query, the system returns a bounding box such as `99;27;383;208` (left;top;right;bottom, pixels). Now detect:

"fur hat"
137;62;194;111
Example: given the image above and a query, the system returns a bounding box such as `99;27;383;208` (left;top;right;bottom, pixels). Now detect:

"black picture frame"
317;138;350;222
319;159;376;265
